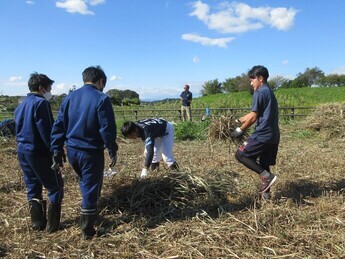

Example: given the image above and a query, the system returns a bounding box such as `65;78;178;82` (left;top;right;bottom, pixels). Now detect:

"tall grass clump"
174;121;209;140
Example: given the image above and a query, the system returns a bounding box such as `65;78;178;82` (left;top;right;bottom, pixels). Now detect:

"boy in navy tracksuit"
51;66;118;240
14;73;64;232
121;118;179;178
231;65;280;199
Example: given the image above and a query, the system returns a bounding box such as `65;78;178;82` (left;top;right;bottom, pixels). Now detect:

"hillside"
1;87;344;122
145;86;345;109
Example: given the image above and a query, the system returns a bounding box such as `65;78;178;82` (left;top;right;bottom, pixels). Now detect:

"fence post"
178;110;182;121
134;110;138;120
291;108;295;120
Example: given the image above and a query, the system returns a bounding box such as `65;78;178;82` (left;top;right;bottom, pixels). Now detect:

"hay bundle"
100;171;237;226
305;102;345;139
208;115;249;144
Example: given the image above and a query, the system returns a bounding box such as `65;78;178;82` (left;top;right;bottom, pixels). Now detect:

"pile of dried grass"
304;102;345;139
100;171;237;227
208;115;249;145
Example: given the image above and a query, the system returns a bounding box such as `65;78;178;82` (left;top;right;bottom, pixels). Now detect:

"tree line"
200;67;345;96
49;88;140;108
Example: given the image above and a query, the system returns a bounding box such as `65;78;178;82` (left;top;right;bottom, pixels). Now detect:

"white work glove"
231;127;243;138
140;168;148;178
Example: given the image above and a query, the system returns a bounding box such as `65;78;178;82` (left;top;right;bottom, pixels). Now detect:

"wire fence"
111;107;316;121
0;107;315;122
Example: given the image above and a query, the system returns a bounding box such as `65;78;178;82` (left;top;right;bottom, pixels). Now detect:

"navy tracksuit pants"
67;149;104;210
18;152;64;204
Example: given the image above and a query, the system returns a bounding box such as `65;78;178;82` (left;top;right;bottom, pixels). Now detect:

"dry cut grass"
0;103;344;258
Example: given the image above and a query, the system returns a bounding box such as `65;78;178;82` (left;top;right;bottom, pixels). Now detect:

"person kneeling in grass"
121;118;179;178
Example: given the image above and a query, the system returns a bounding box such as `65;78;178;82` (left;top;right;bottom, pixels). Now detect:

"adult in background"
231;65;280;199
121;118;179;178
51;66;118;240
180;84;192;121
14;73;64;233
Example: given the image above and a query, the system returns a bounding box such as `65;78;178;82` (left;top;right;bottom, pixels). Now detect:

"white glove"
231;127;243;138
140;168;148;178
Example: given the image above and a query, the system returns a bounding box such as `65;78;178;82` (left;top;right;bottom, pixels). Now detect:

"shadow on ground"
275;178;345;204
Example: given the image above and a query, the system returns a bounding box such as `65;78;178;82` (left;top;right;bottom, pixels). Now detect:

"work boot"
29;199;47;231
150;162;160;171
46;203;61;233
169;162;180;172
80;209;97;240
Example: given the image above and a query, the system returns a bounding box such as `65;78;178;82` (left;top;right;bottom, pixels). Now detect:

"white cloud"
0;78;27;96
331;66;345;75
4;81;26;87
89;0;105;6
189;1;297;34
9;76;22;82
26;1;35;4
193;56;200;63
52;83;79;95
110;75;122;81
282;60;289;65
56;0;106;15
182;33;234;48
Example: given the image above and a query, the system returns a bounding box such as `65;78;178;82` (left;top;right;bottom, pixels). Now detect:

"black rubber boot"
169;162;180;172
150;162;160;171
29;199;47;231
46;203;61;233
80;210;97;240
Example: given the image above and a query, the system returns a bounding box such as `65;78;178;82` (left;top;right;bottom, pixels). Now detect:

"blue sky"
1;0;345;100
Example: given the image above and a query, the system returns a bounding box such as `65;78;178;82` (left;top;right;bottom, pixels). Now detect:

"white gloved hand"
140;168;148;178
231;127;243;138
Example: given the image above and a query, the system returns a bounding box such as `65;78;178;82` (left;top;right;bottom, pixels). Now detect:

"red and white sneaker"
260;174;277;193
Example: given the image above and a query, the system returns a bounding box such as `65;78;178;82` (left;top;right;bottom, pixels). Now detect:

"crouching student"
121;118;179;178
14;72;64;233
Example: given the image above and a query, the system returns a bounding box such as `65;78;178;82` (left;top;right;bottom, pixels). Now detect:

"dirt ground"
0;121;344;258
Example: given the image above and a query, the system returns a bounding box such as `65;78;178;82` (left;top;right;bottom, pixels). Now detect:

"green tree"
295;67;325;87
281;67;325;88
318;74;345;87
268;75;289;90
200;79;222;96
223;73;249;92
106;89;140;106
68;85;76;93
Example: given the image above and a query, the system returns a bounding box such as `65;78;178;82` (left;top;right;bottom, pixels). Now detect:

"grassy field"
145;86;345;109
0;103;344;258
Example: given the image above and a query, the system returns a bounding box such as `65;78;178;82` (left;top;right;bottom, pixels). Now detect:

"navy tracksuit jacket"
14;93;63;204
51;84;117;210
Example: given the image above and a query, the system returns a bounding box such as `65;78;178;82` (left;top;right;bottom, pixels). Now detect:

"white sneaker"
141;168;148;178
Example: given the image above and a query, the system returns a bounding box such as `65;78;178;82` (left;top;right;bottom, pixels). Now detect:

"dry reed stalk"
208;115;249;145
305;102;345;139
1;108;345;258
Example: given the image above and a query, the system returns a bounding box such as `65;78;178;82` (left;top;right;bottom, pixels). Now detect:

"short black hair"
28;72;54;92
82;66;107;86
121;121;137;137
248;65;269;82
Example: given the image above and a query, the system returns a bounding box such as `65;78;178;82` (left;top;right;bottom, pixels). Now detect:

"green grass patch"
174;121;209;141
